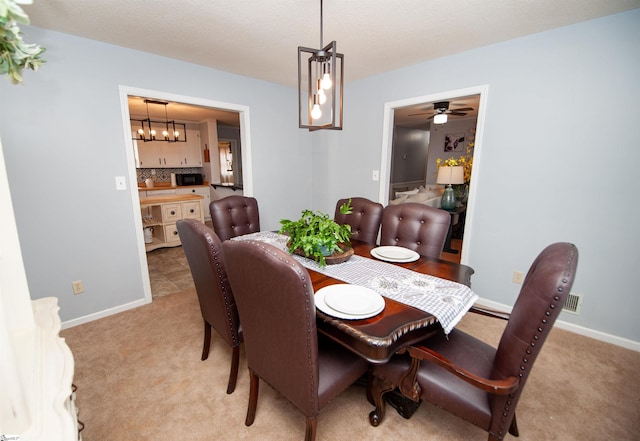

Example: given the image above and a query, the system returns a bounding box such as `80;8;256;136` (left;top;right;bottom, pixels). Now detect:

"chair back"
209;195;260;241
380;203;450;258
489;242;578;436
223;239;321;417
176;219;241;348
334;197;383;245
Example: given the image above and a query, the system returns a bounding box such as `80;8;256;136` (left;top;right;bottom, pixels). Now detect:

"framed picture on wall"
444;133;465;152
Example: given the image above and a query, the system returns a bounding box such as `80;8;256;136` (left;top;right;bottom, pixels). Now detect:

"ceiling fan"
408;101;474;120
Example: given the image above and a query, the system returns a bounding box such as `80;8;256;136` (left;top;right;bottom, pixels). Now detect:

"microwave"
175;173;203;186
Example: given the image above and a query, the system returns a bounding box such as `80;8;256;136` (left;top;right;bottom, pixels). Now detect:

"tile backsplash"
137;167;203;184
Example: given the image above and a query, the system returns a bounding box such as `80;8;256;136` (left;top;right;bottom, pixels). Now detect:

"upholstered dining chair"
223;239;369;441
209;195;260;242
334;197;383;245
379;203;451;259
368;242;579;441
176;219;242;394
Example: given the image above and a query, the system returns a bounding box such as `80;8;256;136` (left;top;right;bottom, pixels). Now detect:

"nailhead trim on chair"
204;228;241;346
493;246;577;440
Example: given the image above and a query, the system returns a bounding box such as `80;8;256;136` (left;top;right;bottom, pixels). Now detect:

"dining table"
232;231;477;364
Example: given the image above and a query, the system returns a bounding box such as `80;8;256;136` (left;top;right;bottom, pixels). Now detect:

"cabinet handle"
190;209;195;213
170;210;176;215
173;230;178;236
158;158;161;165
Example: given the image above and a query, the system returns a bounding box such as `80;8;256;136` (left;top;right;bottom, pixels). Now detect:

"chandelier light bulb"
321;72;332;90
318;87;327;105
311;103;322;119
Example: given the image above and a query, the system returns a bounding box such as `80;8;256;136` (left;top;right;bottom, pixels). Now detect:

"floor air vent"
563;292;583;314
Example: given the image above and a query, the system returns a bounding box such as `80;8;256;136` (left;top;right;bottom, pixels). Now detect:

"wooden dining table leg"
368;374;396;426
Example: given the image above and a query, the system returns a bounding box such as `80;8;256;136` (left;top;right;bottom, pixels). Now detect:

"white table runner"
232;231;477;334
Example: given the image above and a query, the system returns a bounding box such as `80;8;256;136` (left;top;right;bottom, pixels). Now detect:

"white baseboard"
61;298;149;330
474;297;640;352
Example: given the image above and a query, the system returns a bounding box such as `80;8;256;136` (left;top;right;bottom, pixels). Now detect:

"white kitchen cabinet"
140;194;204;251
176;186;211;221
132;128;202;168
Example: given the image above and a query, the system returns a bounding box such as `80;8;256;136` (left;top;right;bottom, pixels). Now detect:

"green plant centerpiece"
279;199;353;267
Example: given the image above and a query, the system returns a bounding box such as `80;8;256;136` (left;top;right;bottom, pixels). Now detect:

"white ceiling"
21;1;638;126
23;0;639;89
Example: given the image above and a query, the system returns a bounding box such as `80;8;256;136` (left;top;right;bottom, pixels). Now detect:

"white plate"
370;246;420;263
315;284;385;319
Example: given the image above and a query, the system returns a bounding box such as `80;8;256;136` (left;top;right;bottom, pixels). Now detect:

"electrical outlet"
372;170;379;181
512;271;525;284
72;280;84;295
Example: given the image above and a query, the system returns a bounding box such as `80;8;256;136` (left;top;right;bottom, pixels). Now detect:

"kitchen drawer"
164;224;181;243
162;204;182;222
182;201;201;219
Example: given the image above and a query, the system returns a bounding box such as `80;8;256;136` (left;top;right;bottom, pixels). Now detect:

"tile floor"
146;245;195;298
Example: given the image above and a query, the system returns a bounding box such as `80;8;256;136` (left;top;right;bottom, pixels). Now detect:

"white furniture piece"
140;194;204;251
176;186;211;221
1;139;80;440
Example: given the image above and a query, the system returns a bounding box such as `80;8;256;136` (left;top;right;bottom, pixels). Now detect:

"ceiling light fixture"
131;99;187;143
298;0;343;131
433;113;448;125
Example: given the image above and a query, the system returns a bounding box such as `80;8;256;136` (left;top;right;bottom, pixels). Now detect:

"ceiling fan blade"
408;112;433;117
449;111;468;116
451;107;474;112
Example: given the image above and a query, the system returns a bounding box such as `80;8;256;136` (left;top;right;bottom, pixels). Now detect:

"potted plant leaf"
1;0;46;84
279;199;353;267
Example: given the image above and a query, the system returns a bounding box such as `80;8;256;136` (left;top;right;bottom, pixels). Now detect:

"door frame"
118;85;253;303
378;85;489;264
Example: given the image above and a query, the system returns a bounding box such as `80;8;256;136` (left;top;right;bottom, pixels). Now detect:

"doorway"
378;85;489;264
118;86;253;303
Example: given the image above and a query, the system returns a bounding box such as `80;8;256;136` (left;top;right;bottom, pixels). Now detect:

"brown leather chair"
176;219;242;394
209;195;260;241
379;203;451;258
368;242;579;441
223;239;369;441
334;197;383;245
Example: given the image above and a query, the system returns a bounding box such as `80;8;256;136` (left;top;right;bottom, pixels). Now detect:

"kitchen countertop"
140;194;204;205
138;182;209;191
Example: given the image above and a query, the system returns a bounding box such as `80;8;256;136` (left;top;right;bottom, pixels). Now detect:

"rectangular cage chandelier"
131;99;187;143
298;0;343;131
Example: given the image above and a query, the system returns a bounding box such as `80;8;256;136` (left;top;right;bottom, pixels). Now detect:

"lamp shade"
433;113;447;125
436;166;465;185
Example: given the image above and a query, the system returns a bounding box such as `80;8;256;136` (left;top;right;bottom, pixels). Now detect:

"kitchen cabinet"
140;194;204;251
133;129;202;168
176;186;211;221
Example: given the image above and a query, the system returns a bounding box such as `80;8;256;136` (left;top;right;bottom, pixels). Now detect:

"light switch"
115;176;127;190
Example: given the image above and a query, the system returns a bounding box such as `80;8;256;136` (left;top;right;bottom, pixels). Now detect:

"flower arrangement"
1;0;46;84
436;142;474;184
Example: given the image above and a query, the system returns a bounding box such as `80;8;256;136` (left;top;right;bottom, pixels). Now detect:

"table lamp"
436;166;464;210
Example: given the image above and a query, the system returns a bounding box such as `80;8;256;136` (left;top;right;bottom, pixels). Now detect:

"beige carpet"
61;288;640;440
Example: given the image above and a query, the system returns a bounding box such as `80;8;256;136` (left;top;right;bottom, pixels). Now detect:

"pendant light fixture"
298;0;343;131
131;99;187;143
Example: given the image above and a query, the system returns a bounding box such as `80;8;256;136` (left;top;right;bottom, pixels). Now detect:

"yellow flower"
436;143;474;184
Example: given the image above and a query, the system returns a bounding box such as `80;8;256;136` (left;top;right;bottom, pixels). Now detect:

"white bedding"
389;186;445;208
